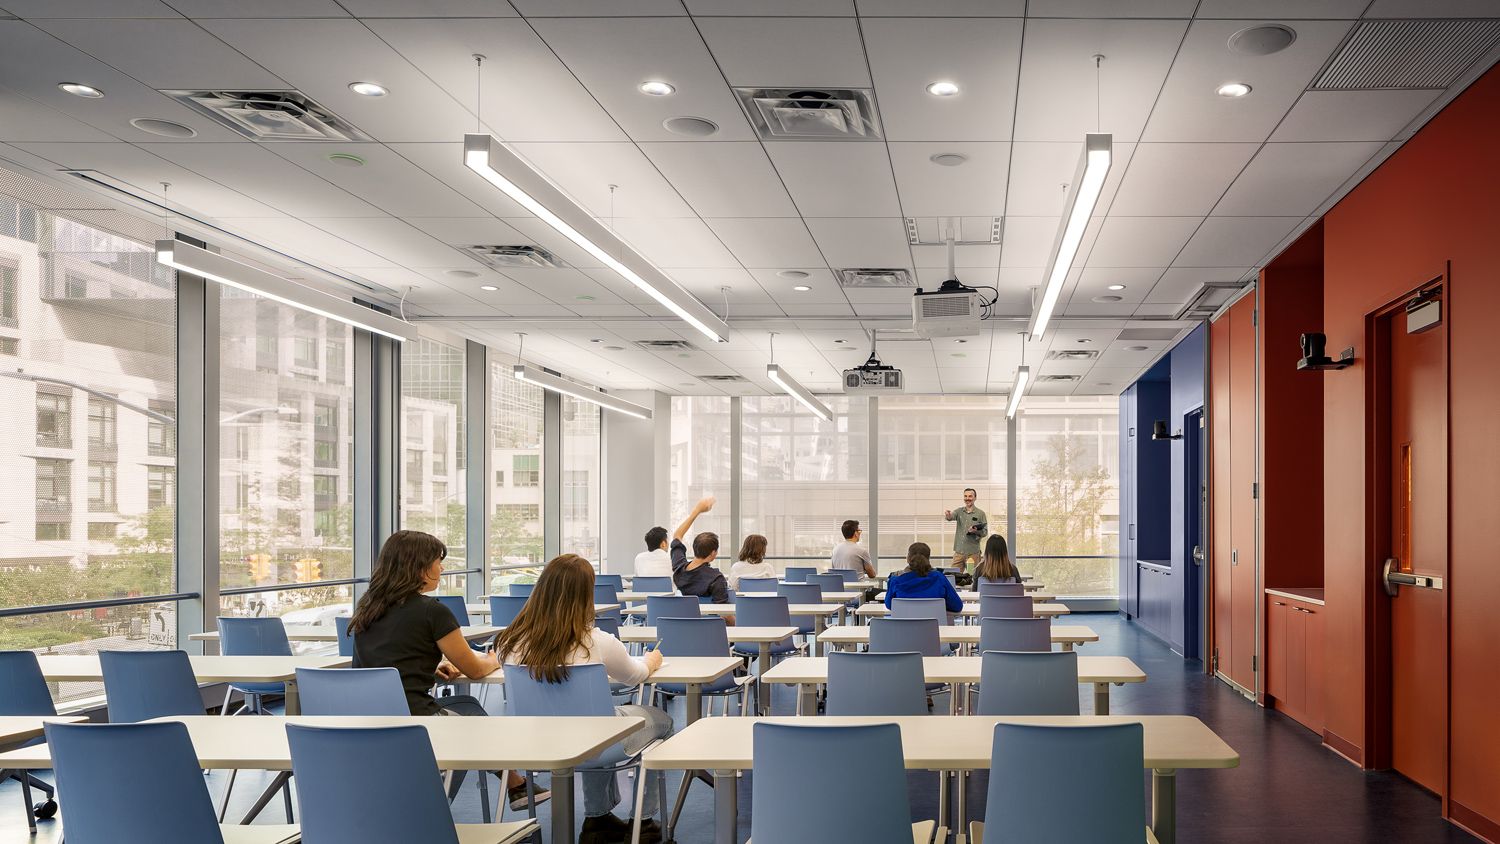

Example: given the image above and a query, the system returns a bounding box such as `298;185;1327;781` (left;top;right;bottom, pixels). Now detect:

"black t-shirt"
671;539;729;602
351;594;459;715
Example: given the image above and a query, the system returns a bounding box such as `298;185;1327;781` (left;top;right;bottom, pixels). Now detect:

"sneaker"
507;777;552;811
579;813;631;844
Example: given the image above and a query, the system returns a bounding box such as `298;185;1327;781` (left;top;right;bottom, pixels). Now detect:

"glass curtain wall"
561;396;601;564
399;337;468;594
490;364;544;593
669;396;731;540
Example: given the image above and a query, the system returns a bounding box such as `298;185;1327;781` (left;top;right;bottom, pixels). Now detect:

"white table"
618;626;798;714
616;591;674;603
856;602;1071;620
468;602;619;618
817;624;1100;652
760;654;1145;715
621;602;846;655
35;654;349;716
0;715;641;844
190;624;502;644
641;715;1236;844
874;590;1054;602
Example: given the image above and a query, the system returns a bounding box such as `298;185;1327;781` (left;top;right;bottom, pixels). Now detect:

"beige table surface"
618;626;799;644
470;655;743;689
622;603;842;617
615;591;674;602
817;624;1100;648
856;602;1070;618
35;654;349;684
190;624;501;643
468;602;618;617
760;655;1144;686
875;591;1055;602
0;716;87;750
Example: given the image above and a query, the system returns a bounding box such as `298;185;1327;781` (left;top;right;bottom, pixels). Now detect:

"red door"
1387;293;1448;795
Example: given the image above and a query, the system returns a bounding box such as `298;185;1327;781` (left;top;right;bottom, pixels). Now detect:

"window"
146;466;173;510
0;337;16;355
35;522;68;541
0;259;17;327
87;521;117;540
562;396;600;563
497;504;540;522
292;335;317;369
326;339;345;385
88;461;116;512
494;470;505;487
88;397;116;449
401;337;467;576
491;364;543;581
670;396;732;541
36;458;71;512
313;401;338;469
512;454;539;486
148;401;175;456
563;470;590;521
404;450;424;503
36;391;71;448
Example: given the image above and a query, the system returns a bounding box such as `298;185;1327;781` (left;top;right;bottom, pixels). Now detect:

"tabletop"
622;603;843;617
0;716;87;749
469;654;744;686
856;602;1071;618
619;626;799;644
816;624;1100;646
470;603;619;616
189;624;501;643
874;591;1055;602
760;655;1146;685
34;654;350;684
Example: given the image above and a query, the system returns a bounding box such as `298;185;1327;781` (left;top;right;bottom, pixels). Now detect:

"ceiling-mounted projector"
912;278;981;339
842;331;903;394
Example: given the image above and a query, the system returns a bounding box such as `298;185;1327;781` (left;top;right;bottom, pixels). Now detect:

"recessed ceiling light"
955;338;967;344
604;345;625;351
639;81;676;96
1126;345;1150;351
479;285;498;292
1217;82;1252;98
130;117;196;138
59;82;103;98
926;81;960;97
677;353;691;358
792;285;811;292
349;81;388;97
834;339;846;344
951;352;967;358
777;270;809;279
590;338;602;343
1092;295;1124;303
446;269;479;279
1106;284;1126;291
929;152;968;167
327;152;366;168
576;294;595;301
1077;339;1092;344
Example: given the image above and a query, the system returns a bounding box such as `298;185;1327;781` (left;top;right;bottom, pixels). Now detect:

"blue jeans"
582;704;674;817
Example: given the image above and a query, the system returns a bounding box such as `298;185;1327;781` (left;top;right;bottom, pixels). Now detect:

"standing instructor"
943;487;988;573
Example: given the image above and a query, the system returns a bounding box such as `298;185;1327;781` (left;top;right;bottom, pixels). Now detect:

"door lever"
1382;558;1444;597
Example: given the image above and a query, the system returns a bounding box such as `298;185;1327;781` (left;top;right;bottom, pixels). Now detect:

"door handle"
1192;545;1205;565
1382;558;1444;597
1231;549;1238;566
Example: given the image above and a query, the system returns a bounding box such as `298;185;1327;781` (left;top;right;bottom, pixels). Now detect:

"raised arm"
674;496;716;542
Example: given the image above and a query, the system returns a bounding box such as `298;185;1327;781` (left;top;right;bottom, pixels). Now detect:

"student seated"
728;534;777;589
974;534;1023;584
829;518;876;579
350;529;547;809
670;497;732;616
884;541;963;613
634;526;672;578
494;554;672;844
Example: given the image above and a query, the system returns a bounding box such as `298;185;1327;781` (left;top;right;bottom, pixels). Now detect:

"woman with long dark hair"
494;554;673;844
727;533;776;589
350;530;545;808
974;534;1023;584
883;541;963;613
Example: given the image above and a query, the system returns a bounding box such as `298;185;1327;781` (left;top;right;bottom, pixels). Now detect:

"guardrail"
0;592;200;618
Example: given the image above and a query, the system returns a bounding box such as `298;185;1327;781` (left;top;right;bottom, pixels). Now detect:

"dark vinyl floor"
0;613;1477;843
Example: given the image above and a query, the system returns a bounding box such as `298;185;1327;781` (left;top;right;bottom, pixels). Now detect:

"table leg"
757;643;771;715
1152;768;1176;844
551;767;576;844
955;769;968;844
797;682;816;716
283;680;300;716
937;770;949;832
687;682;704;725
713;769;738;844
813;616;826;656
1061;642;1074;652
1093;682;1110;715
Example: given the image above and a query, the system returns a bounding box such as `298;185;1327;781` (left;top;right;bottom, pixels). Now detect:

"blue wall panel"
1167;324;1207;654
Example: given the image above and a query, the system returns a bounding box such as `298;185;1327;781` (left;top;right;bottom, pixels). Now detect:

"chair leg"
240;771;292;824
478;770;492;823
16;770;37;835
630;762;648;844
219;686;234;716
216;767;240;821
282;774;294;823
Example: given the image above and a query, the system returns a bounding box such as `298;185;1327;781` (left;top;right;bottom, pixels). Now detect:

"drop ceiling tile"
1109;142;1259;217
1196;0;1368;15
696;17;871;88
531;16;754;143
495;303;575;317
512;142;697;220
388;143;529;218
640;142;798;218
565;304;649;318
31;19;287;89
14;141;281;217
686;0;853;12
857;0;1023;14
1070;266;1162;305
405;218;530;246
804;217;912;268
704;218;824;269
1025;0;1196;15
782;302;857;317
850;302;912;317
305;218;470;267
1013;18;1186;143
1145;266;1251;304
861;17;1023;142
0;88;118;142
138;142;383;218
1141;19;1354;142
889;142;1009;218
1270;90;1444;142
166;0;348;15
0;0;180;15
1175;216;1301;267
1214;142;1383;217
268;142;490;218
339;0;518;14
611;217;741;268
747;268;847;304
509;0;687;14
1085;216;1200;267
1363;0;1498;14
219;217;394;267
765;142;901;217
1005;141;1136;217
911;245;1002;270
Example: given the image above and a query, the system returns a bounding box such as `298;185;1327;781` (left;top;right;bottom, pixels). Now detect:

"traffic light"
294;557;322;584
247;553;273;582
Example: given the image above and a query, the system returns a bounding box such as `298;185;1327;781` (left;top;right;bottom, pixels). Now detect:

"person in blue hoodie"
884;542;964;614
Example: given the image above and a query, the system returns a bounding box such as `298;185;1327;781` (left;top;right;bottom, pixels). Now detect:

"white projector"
912;281;981;339
842;365;904;394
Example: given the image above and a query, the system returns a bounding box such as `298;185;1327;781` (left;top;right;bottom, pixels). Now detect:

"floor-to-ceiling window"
399;336;468;594
561;396;601;565
490;362;544;593
669;396;731;541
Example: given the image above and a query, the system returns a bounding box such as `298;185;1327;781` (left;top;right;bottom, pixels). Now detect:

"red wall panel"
1210;315;1234;678
1228;297;1258;690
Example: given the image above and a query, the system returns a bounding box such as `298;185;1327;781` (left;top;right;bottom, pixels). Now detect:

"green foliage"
1020;433;1117;596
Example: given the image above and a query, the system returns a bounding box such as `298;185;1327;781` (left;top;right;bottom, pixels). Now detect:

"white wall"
602;390;669;574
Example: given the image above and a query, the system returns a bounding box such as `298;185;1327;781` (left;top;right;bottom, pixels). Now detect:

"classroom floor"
0;614;1478;843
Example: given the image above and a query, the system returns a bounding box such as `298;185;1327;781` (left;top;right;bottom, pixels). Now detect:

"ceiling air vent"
162;90;369;141
1039;374;1082;383
1313;19;1500;90
634;339;699;352
733;88;882;140
461;245;565;270
837;268;915;289
699;374;747;383
1047;349;1100;361
1175;281;1247;320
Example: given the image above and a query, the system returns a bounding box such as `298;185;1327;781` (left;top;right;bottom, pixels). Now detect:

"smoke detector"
837;268;915;288
162;90;368;141
733;88;882;140
461;245;565;270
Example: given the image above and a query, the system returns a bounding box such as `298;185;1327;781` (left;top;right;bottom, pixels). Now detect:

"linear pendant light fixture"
156;239;416;342
1029;132;1112;341
513;364;652;420
463;134;730;344
1006;365;1031;419
766;364;832;422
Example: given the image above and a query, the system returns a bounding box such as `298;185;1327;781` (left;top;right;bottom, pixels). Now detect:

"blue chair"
488;595;528;627
978;581;1024;597
296;667;407;716
890;597;947;622
645;595;701;627
979;595;1033;620
975;650;1080;716
975;723;1145;843
434;594;472;626
0;651;59;831
826;651;928;716
979;617;1051;653
869;617;942;657
44;721;300;844
783;566;816;582
217;617;292;715
656;617;752;715
777;582;823;636
334;616;354;657
287;722;535;844
508;582;535;598
808;573;854;609
829;568;865;585
595;573;624;590
736;577;779;593
98;650;205;723
593;585;623;626
751;722;937;843
632;576;673;594
729;596;801;659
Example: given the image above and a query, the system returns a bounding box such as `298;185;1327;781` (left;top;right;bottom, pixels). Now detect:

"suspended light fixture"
513;364;652;420
156;240;415;342
1031;133;1111;341
767;364;832;422
1006;366;1031;419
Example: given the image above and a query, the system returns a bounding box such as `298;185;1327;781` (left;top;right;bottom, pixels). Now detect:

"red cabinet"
1265;589;1325;734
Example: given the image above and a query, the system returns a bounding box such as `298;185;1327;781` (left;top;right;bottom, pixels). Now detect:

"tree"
1019;434;1116;595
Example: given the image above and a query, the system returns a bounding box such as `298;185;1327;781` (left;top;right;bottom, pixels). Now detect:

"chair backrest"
732;595;793;627
632;575;672;594
890;597;946;622
807;573;846;597
979;617;1051;653
487;595;528;627
595;573;624;590
99;650;206;722
334;615;355;657
979;594;1033;620
976;650;1080;716
776;582;822;604
645;595;702;626
826;651;927;716
593;583;621;604
287;723;461;844
433;595;471;626
829;569;864;585
0;650;57;716
868;617;942;657
296;667;408;716
784;566;817;582
986;722;1145;841
502;663;614;717
216;616;292;657
752;722;914;843
736;576;779;593
45;721;226;844
978;581;1024;597
508;582;535;598
594;616;622;638
658;616;731;658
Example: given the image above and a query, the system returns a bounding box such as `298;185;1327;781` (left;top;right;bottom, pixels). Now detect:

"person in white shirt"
728;534;778;589
633;526;672;578
494;553;673;844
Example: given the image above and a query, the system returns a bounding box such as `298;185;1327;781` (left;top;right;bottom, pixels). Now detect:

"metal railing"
219;577;365;597
0;591;200;618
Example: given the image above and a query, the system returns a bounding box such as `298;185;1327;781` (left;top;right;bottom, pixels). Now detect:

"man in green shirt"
944;487;988;573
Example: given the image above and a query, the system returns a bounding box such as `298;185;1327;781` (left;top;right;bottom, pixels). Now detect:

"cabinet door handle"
1272;601;1285;606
